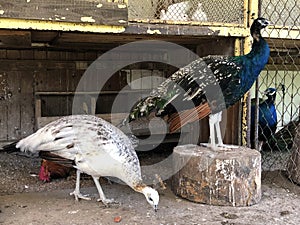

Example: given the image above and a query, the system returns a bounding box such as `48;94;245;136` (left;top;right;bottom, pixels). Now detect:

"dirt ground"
1;152;300;225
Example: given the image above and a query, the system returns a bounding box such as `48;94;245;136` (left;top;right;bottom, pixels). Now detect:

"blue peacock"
250;87;277;150
125;18;270;150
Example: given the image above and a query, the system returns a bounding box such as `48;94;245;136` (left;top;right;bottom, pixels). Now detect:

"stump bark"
287;124;300;184
172;144;261;206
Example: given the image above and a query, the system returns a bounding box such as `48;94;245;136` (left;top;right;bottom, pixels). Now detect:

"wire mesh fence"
251;0;300;176
128;0;245;24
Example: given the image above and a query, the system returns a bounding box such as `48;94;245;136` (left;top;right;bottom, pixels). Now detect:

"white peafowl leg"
92;176;117;206
70;170;91;201
258;141;263;151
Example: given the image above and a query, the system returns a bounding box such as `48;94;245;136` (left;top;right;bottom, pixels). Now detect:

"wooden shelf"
35;113;188;146
35;90;151;96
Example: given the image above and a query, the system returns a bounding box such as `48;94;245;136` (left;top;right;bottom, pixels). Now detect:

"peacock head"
250;18;270;40
255;17;270;29
142;186;160;212
264;87;277;101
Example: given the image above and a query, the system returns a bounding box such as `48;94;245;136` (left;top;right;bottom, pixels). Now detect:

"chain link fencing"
129;0;300;179
251;0;299;177
128;0;245;24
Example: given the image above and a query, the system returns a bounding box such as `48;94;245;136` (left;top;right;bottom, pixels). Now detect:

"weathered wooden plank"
6;50;21;60
20;71;35;137
223;104;240;144
0;72;9;140
287;124;300;184
0;60;76;71
67;69;82;92
0;0;128;26
6;71;21;140
20;50;34;60
0;50;7;59
35;98;42;119
0;30;31;47
33;50;47;60
0;103;8;141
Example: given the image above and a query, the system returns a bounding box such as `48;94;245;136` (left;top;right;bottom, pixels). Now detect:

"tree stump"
287;124;300;184
172;144;261;206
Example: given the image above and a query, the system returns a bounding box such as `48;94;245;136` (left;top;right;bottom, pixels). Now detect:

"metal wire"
128;0;245;24
256;0;300;173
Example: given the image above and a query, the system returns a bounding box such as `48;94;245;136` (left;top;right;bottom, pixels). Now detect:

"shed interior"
0;29;241;146
0;0;299;172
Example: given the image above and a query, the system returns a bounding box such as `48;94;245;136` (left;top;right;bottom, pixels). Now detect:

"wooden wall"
0;48;98;141
0;37;240;146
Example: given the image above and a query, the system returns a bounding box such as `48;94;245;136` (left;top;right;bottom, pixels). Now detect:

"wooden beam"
0;18;126;33
0;60;75;71
125;23;249;37
0;30;31;46
0;0;127;26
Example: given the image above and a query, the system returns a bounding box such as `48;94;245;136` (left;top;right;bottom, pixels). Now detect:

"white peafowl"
160;1;207;22
2;115;159;211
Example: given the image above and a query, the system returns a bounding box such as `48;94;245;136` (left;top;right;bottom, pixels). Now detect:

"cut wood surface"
287;124;300;184
172;144;261;206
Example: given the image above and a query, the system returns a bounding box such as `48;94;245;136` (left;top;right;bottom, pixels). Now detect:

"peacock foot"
97;197;120;207
200;143;238;151
70;190;92;201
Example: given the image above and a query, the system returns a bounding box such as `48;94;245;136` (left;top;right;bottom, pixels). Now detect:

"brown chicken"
39;153;73;182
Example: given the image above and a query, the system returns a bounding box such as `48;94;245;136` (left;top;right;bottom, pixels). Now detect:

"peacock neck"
245;36;270;77
248;37;269;59
266;95;276;104
132;183;147;193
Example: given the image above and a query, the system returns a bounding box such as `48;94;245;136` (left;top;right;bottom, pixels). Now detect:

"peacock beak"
265;20;274;27
154;205;158;212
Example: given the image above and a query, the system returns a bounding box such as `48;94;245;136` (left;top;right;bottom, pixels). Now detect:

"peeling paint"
118;4;126;9
216;159;236;206
216;159;235;181
96;3;103;8
26;0;31;2
118;20;126;24
0;10;4;15
80;17;95;23
146;28;161;35
0;18;126;33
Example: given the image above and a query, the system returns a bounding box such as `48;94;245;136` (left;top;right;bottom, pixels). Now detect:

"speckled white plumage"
16;115;159;210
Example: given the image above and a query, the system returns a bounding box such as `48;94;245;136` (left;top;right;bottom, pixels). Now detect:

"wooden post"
90;97;96;115
287;124;300;184
172;144;261;206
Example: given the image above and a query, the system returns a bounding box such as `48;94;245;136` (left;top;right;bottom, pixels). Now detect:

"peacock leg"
215;111;224;146
201;113;218;150
209;113;217;150
92;176;118;206
214;111;238;149
70;170;91;201
202;112;238;150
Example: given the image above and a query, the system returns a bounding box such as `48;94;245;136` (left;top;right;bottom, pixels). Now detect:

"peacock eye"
148;197;153;202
